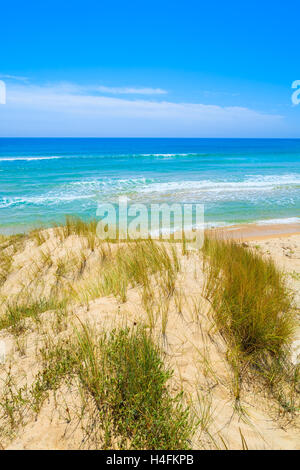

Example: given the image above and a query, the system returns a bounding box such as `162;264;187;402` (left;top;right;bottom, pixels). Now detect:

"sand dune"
0;227;299;450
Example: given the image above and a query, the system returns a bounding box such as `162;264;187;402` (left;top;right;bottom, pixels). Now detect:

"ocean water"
0;138;299;234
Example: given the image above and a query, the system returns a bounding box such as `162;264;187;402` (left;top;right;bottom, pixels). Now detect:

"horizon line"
1;136;300;140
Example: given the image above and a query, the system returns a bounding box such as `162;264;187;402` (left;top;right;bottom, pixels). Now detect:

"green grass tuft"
75;325;194;449
203;236;298;405
1;324;194;449
0;299;65;334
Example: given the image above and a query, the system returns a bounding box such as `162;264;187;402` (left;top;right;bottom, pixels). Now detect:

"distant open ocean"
0;138;299;234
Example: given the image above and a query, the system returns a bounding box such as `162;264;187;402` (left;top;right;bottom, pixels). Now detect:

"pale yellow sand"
211;222;300;241
0;227;299;450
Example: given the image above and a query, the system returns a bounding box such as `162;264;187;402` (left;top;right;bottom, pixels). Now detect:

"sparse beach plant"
0;322;194;449
73;325;194;449
203;236;298;406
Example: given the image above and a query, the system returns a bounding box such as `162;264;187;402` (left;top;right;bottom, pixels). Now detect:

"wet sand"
210;222;300;241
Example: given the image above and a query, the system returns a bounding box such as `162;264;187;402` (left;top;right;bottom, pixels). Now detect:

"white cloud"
0;82;285;137
203;90;240;97
95;86;168;95
0;74;29;82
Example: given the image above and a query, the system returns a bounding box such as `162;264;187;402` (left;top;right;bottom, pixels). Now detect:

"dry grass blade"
203;235;299;407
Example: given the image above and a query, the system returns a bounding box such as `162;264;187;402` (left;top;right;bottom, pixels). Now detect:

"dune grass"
0;222;189;448
0;249;13;287
1;219;298;447
203;236;298;405
0;234;28;297
74;325;194;449
54;216;99;250
76;238;180;306
0;236;25;287
29;228;50;246
0;324;194;449
0;299;66;335
0;235;8;248
0;219;180;341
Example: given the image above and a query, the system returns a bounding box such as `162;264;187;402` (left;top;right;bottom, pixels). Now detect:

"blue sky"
0;0;299;137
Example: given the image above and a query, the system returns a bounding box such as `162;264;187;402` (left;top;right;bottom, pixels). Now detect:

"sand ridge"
0;229;299;450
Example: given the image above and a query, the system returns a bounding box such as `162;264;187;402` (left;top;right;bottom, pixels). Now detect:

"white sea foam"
69;177;155;193
255;217;300;225
139;174;300;194
149;220;234;237
140;153;197;157
0;194;92;208
0;153;198;161
0;156;61;162
0;177;154;208
65;174;300;196
1;174;299;209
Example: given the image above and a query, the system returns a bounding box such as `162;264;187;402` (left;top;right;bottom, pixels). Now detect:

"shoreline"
1;219;300;242
209;221;300;241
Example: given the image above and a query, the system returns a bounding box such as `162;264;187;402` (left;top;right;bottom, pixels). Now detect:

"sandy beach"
211;221;300;241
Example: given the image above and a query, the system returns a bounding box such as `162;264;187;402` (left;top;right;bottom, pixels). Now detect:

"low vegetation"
0;324;194;449
0;299;65;335
77;238;179;303
73;325;194;449
203;236;299;409
0;219;299;449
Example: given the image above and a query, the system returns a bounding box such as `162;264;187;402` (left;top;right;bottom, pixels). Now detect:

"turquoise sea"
0;138;299;234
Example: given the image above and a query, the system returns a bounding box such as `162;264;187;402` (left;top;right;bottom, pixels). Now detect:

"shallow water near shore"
0;138;299;234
